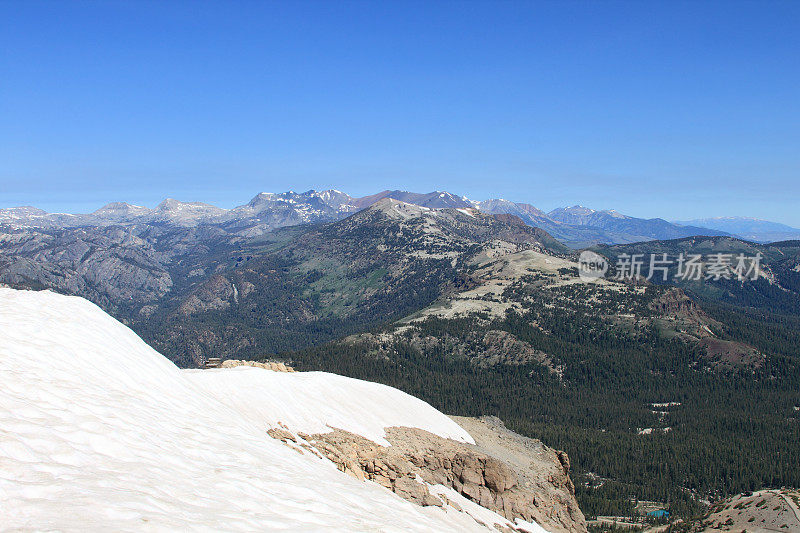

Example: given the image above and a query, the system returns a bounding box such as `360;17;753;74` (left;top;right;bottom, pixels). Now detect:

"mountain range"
8;187;794;246
1;188;750;247
674;216;800;243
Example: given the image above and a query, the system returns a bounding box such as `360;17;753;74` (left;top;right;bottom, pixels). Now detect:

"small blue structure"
647;510;670;519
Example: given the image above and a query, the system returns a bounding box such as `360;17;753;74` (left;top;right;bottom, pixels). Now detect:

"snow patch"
186;368;474;446
428;484;548;533
0;288;485;531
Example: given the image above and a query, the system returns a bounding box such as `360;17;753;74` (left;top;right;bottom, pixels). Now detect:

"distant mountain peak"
0;206;49;217
246;192;278;208
559;205;596;215
93;202;149;214
675;216;800;243
155;198;222;212
351;190;472;210
366;197;432;220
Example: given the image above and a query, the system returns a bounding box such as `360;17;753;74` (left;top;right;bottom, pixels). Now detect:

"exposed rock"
478;330;555;369
648;288;722;336
688;489;800;532
138;304;158;317
0;227;173;312
266;428;296;442
268;415;586;533
450;416;584;532
179;275;236;315
220;359;295;372
393;476;444;507
483;456;517;493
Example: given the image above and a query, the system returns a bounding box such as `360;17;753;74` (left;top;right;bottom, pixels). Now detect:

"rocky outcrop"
178;275;236;315
220;359;295;372
648;288;720;333
268;415;586;533
689;489;800;532
648;288;765;370
449;416;585;533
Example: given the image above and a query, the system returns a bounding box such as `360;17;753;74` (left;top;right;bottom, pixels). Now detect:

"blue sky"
2;1;799;224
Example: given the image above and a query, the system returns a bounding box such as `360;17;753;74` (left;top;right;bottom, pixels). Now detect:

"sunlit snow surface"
0;288;507;531
186;368;474;447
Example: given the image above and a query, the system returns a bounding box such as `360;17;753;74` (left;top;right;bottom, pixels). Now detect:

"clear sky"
2;1;799;224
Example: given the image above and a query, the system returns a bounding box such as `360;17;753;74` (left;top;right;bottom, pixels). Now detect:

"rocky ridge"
267;415;586;533
2;188;735;248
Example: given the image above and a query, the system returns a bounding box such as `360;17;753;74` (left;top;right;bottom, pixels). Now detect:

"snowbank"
186;368;474;446
0;288;487;531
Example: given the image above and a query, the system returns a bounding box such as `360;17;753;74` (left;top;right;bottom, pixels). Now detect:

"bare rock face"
647;288;722;335
219;359;295;372
452;416;583;532
483;456;517;492
393;476;445;507
0;228;173;312
268;415;586;533
178;275;236;315
266;427;296;442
